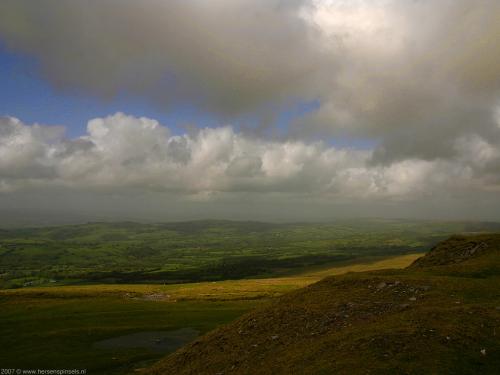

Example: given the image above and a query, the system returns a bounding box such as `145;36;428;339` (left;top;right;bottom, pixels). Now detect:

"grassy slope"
0;254;420;374
145;234;500;375
2;219;493;287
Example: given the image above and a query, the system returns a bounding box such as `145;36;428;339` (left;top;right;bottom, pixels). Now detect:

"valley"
2;219;496;289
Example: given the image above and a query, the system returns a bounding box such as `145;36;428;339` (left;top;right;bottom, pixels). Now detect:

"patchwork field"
2;219;496;288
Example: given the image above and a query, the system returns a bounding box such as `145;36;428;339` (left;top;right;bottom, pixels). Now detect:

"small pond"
94;328;199;353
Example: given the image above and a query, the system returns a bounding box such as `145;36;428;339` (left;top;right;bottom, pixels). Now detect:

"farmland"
2;219;496;288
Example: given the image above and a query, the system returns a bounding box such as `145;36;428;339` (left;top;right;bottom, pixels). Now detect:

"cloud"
0;0;321;115
0;0;499;167
0;1;500;220
1;113;499;202
0;117;64;181
295;0;500;162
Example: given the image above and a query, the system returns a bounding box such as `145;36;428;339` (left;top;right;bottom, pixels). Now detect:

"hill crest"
409;233;500;269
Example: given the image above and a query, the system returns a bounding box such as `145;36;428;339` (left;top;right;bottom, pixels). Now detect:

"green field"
0;254;421;374
2;219;498;288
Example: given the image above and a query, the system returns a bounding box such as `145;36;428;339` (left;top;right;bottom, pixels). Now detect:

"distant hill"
144;234;500;374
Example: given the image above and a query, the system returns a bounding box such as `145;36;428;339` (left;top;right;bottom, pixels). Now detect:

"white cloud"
1;113;499;205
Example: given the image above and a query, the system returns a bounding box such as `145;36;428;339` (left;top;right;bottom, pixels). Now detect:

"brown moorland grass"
0;253;422;301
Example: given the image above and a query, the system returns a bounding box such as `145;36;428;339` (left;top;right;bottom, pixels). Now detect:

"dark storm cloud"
0;0;322;115
1;1;499;158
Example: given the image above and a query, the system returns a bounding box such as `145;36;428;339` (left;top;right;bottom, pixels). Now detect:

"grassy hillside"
145;234;500;375
1;219;497;288
0;254;419;374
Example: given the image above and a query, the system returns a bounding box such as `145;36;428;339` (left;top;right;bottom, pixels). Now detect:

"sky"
0;0;499;224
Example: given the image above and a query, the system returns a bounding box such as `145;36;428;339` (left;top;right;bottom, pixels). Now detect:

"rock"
409;297;417;301
481;348;486;356
377;282;387;289
271;335;279;340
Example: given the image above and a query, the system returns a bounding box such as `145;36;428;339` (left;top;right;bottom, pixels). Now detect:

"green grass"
0;296;259;374
0;254;420;374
